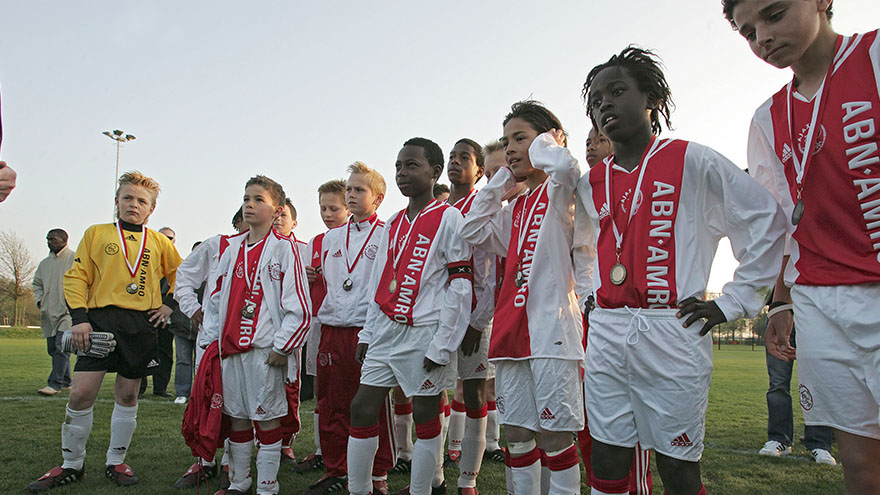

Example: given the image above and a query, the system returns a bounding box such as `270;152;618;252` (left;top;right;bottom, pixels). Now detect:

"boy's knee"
461;379;486;409
412;395;442;424
590;440;634;480
538;430;573;452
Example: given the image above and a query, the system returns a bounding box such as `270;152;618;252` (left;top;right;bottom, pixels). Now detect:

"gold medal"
241;303;256;319
343;278;353;291
125;283;138;294
610;262;627;285
389;279;397;293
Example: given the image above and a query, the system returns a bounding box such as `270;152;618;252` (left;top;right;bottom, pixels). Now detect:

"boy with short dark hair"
724;2;880;491
29;171;182;492
347;138;473;495
209;175;311;495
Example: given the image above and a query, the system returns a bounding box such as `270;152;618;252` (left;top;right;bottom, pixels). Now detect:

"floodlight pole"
103;130;136;220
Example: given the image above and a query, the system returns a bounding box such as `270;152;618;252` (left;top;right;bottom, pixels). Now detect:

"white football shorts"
222;347;288;421
360;317;456;397
585;307;712;462
457;323;495;381
494;357;584;432
792;283;880;439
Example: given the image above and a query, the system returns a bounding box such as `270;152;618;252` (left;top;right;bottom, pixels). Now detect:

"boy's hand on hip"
676;297;726;336
423;357;442;372
355;343;369;364
460;326;481;356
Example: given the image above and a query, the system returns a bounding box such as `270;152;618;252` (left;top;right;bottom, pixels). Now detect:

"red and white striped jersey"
208;229;312;355
749;30;880;286
574;138;787;321
318;214;385;327
358;203;473;366
461;133;584;361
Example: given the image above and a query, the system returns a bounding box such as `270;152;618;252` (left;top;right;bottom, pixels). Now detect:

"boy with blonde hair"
307;162;396;495
29;171;182;492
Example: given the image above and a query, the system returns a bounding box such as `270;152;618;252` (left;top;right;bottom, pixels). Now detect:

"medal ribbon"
604;137;669;257
390;200;442;270
242;233;269;295
116;222;148;280
514;181;549;261
785;36;847;190
344;213;380;274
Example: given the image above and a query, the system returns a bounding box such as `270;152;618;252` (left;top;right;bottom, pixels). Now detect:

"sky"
1;1;877;291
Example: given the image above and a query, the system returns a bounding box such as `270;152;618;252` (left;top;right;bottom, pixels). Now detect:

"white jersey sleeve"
460;169;516;257
468;247;494;331
358;219;392;346
684;143;787;320
425;208;472;365
273;236;312;354
573;177;598;312
174;235;221;319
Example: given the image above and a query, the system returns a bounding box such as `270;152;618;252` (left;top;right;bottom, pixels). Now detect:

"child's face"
586;127;614;168
587;67;652;144
116;184;156;225
320;192;349;229
731;0;831;69
242;184;281;230
273;204;296;236
501;117;539;179
485;149;528;201
395;145;439;198
346;173;382;220
447;142;483;187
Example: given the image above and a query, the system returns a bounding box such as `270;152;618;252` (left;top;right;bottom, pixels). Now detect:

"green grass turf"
0;338;844;494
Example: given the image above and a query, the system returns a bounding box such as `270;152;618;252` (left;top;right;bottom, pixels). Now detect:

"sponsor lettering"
647;182;674;308
238;275;262;347
842;101;880;262
392;234;430;323
513;203;545;308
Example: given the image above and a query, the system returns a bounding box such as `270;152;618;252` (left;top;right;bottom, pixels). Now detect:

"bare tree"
0;230;36;327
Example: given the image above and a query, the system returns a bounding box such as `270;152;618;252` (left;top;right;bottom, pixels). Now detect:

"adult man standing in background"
33;229;75;396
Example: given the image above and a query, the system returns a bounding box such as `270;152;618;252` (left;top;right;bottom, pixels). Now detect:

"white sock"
412;428;443;495
228;438;254;492
545;446;579;495
505;462;515;495
347;431;379;495
541;462;551;495
591;490;626;495
221;440;230;466
509;447;541;495
486;404;500;452
313;411;322;456
458;412;487;488
447;401;466;454
106;403;137;466
394;408;414;461
61;405;93;470
433;412;447;487
255;440;281;494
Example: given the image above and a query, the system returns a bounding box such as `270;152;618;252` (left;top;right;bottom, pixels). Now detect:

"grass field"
0;334;845;494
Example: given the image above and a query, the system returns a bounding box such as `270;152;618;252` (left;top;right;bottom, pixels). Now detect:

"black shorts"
74;306;158;379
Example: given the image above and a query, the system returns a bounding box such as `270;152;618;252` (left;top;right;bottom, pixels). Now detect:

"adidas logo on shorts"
540;408;555;420
147;359;159;368
332;249;343;258
474;363;486;373
256;405;267;416
670;433;693;447
419;379;434;391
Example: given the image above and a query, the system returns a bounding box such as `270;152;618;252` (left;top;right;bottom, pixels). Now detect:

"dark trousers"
766;326;832;450
46;334;71;390
140;326;173;394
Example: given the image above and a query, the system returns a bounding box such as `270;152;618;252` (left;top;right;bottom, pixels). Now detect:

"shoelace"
625;306;650;345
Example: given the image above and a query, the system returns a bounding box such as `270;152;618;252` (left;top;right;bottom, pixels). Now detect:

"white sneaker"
759;440;792;457
174;396;187;405
810;448;837;465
